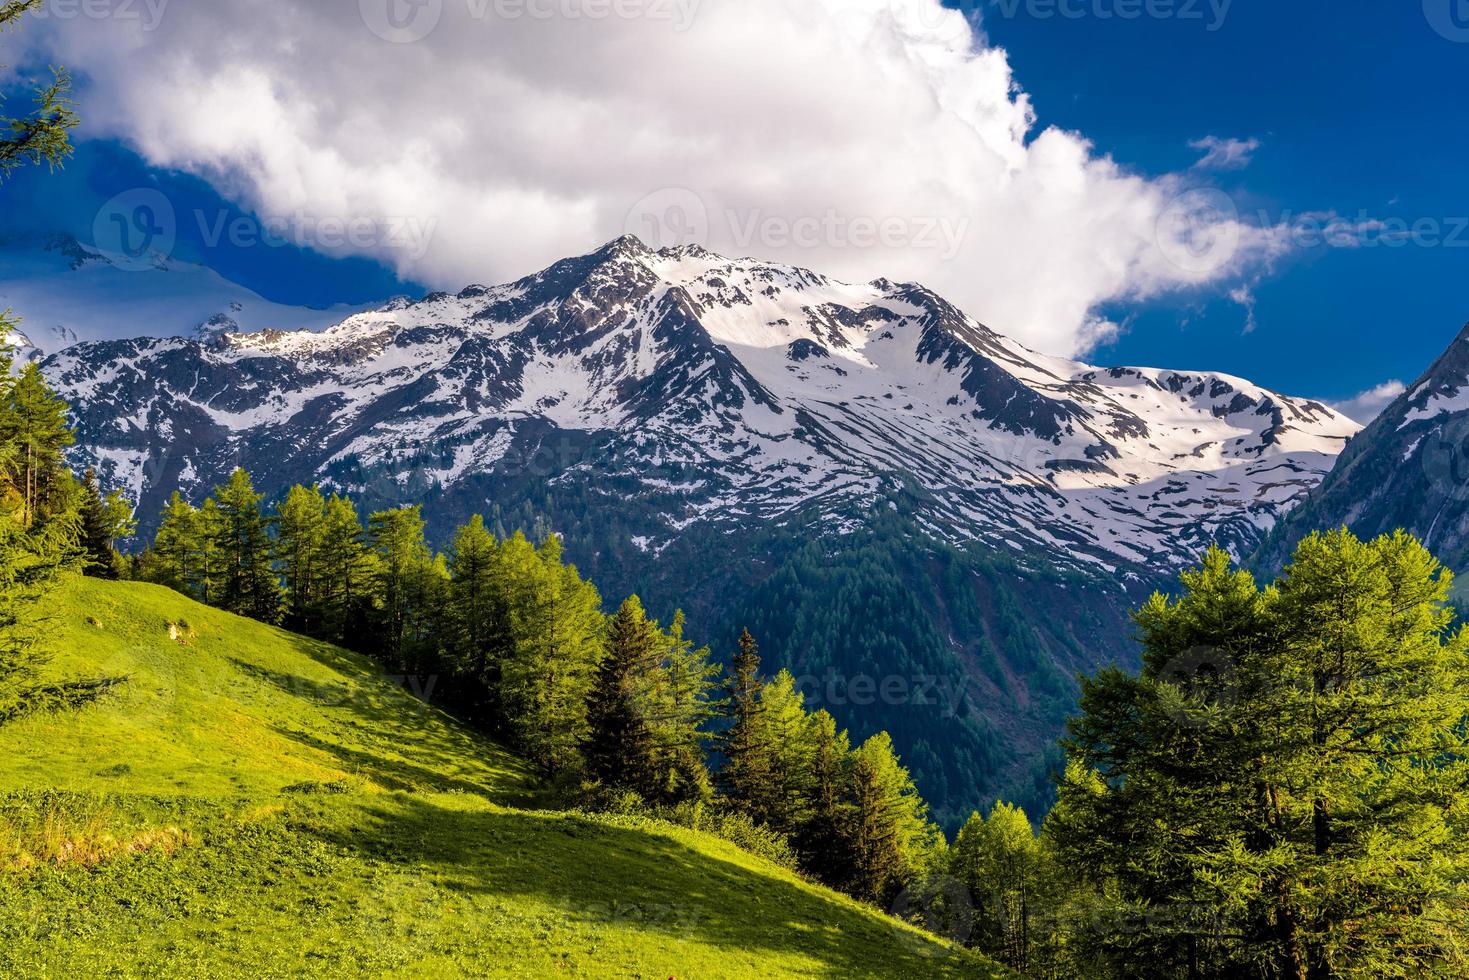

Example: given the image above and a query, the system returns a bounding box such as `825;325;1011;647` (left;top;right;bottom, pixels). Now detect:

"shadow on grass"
224;656;539;807
301;794;1002;979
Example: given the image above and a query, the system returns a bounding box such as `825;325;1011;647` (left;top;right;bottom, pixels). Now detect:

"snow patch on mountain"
46;237;1359;573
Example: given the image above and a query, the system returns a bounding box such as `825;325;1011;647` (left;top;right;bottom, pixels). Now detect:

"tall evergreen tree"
149;491;200;596
583;595;661;797
317;493;373;646
2;363;74;530
367;506;434;668
1052;534;1469;980
848;731;940;906
646;609;720;803
77;467;134;579
212;469;279;622
953;803;1050;974
274;484;327;633
718;628;780;824
445;514;507;690
796;708;855;887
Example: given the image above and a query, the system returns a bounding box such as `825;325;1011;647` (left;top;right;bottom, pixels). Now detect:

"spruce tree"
150;491;200;596
583;595;660;798
848;731;939;906
445;514;506;687
718;627;780;824
797;708;855;888
3;363;74;529
77;467;133;579
648;609;720;803
520;537;603;777
953;803;1049;973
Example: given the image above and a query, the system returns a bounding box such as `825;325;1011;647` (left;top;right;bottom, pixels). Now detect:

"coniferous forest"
3;2;1468;976
3;371;1462;976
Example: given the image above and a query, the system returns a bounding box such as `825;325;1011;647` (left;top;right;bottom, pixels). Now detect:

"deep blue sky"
1;2;1464;403
969;0;1469;399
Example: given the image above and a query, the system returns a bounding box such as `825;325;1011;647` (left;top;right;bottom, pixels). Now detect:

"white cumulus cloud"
17;0;1291;358
1332;381;1407;423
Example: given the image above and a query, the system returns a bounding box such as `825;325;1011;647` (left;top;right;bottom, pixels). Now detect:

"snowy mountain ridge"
46;236;1359;573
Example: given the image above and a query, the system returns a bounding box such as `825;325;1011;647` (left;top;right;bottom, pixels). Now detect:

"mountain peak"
45;238;1356;576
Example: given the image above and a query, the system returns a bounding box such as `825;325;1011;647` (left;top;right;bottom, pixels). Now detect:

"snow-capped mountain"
46;236;1357;573
0;232;371;355
1257;319;1469;575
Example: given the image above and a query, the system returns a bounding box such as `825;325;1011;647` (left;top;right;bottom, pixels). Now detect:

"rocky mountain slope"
1256;320;1469;575
42;237;1361;822
47;236;1356;572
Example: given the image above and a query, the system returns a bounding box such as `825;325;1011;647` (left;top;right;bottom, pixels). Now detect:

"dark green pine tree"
796;709;855;888
583;595;661;798
212;468;279;623
77;467;134;579
718;628;780;824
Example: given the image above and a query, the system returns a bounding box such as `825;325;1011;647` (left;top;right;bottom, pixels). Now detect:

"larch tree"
367;506;435;669
274;484;327;633
1051;533;1469;980
212;469;279;623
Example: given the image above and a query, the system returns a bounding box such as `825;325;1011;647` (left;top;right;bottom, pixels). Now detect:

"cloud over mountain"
22;0;1286;357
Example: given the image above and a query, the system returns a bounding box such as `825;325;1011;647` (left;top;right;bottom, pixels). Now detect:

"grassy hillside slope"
0;577;1006;978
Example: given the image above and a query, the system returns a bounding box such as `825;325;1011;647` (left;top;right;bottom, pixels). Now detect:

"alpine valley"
39;236;1361;824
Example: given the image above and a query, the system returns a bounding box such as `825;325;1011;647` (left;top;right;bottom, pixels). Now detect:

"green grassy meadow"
0;577;1007;978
